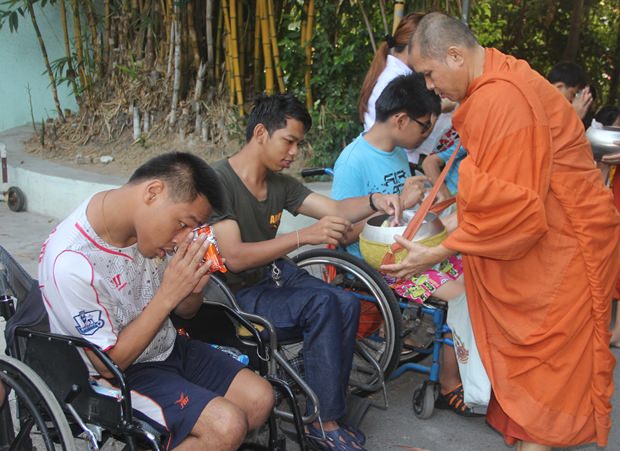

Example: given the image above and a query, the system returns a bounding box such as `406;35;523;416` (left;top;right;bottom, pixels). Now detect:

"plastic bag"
446;292;491;408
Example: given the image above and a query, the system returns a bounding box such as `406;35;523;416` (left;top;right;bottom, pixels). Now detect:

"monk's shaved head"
410;12;478;59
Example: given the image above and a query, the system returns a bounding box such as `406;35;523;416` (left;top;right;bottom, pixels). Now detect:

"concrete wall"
0;3;77;132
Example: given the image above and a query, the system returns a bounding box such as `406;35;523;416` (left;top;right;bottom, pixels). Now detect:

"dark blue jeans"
236;259;360;421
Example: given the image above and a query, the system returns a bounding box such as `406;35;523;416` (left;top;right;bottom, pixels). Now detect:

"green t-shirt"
210;158;312;287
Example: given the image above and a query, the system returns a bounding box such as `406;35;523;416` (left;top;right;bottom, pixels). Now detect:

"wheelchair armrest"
14;327;133;422
200;301;270;361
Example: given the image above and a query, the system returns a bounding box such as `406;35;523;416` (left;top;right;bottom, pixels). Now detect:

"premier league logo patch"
73;310;105;336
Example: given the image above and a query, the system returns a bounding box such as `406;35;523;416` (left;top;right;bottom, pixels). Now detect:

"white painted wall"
0;3;77;132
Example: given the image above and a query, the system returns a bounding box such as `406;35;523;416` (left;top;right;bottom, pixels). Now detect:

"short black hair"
547;62;587;89
374;73;441;123
128;152;223;210
246;94;312;142
595;105;620;126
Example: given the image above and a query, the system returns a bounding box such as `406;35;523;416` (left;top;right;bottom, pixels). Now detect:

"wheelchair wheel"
412;381;438;420
0;355;76;450
292;249;402;379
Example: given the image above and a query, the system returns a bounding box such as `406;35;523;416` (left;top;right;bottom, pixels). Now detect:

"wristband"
369;193;378;212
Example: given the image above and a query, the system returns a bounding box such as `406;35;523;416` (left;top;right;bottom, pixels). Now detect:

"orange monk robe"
443;48;620;447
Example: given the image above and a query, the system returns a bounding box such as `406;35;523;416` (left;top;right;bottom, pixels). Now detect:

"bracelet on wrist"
369;193;378;212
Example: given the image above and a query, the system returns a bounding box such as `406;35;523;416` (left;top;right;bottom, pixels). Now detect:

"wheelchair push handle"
300;167;334;178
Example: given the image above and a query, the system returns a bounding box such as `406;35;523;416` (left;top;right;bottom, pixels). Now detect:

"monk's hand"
400;176;427;210
372;193;402;225
380;236;449;279
301;216;352;246
601;145;620;165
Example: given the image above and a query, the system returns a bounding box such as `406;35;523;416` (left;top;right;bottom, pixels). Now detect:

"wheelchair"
0;245;290;450
182;270;387;447
299;168;455;420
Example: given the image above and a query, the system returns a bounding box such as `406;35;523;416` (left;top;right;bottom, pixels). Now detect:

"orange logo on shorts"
175;392;189;409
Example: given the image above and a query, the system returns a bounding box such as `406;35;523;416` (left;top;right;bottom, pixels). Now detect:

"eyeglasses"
410;116;433;134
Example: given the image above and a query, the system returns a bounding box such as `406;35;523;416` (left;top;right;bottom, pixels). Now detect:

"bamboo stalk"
83;0;101;77
392;0;405;35
194;61;207;131
215;7;223;82
379;0;389;35
166;19;175;78
356;0;376;53
229;0;245;114
303;0;315;109
206;0;215;99
103;0;111;70
222;0;236;105
58;0;80;104
267;0;285;93
187;0;201;71
69;0;87;94
253;8;262;91
258;0;275;95
169;10;182;127
300;0;309;47
25;0;65;121
237;0;245;84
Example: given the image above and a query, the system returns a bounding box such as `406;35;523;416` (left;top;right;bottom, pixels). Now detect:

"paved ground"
1;202;619;450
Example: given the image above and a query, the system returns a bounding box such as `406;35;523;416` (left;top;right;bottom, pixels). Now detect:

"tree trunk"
562;0;584;61
25;0;65;121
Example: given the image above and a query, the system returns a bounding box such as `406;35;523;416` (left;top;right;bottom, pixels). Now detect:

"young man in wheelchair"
38;152;274;450
210;94;419;451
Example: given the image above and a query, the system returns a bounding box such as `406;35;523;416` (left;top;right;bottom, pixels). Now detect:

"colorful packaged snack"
192;225;227;273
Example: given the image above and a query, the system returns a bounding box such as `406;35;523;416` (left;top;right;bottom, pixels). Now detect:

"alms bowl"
359;209;447;269
586;126;620;161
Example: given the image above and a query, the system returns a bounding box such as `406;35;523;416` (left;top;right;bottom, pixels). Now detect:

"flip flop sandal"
435;384;484;417
342;424;366;445
306;423;367;451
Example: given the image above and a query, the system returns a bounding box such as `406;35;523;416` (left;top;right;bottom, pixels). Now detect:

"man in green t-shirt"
211;94;411;451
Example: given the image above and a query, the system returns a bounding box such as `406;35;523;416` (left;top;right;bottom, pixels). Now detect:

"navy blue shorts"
119;335;245;449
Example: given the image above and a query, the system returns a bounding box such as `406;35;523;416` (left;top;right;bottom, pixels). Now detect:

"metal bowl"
362;209;445;244
586;126;620;160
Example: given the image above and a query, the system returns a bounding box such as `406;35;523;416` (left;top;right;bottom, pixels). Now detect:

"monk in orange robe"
381;12;620;450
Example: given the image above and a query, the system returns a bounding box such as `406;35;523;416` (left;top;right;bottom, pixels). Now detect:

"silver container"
363;209;445;244
586;126;620;161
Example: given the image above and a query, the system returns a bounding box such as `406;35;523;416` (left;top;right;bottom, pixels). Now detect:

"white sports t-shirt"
38;197;176;374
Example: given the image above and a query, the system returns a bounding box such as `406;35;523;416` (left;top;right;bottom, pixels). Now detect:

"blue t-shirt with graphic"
332;133;411;258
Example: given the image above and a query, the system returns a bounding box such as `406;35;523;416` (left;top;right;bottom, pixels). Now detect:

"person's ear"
253;123;269;144
143;180;165;205
446;46;465;67
393;112;408;130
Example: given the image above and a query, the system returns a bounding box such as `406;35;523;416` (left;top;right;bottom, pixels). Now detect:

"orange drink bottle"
192;225;227;273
